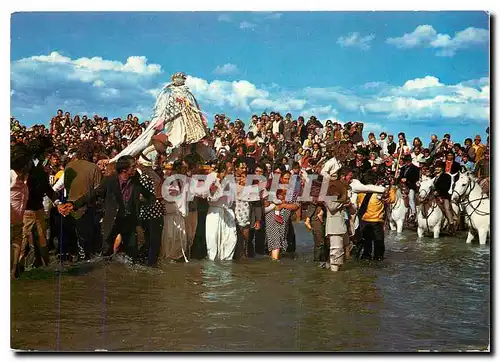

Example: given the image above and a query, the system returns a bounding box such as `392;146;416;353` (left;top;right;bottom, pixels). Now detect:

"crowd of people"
10;108;490;279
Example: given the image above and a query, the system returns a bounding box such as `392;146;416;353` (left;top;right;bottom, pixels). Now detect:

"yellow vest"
357;191;393;223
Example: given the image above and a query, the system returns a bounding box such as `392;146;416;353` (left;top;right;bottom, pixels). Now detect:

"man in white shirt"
379;132;388;156
321;155;342;179
411;147;425;167
272;115;284;135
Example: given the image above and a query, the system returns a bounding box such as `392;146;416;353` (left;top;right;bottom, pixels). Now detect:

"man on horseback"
433;157;460;235
474;149;489;197
397;155;419;220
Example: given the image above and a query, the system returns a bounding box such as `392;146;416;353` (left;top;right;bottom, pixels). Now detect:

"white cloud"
402;76;443;90
337;32;375;50
386;25;437;48
213;63;239;75
362;78;490;121
432;27;489;57
11;52;164;122
10;51;489;133
217;14;232;22
301;105;339;120
387;25;489;56
23;51;162;75
185;76;269;112
240;21;257;30
305;75;489;122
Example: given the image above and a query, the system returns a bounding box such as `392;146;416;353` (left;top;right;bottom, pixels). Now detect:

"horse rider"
397;155;420;220
432;159;460;235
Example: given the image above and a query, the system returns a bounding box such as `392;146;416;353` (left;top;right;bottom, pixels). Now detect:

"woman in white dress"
205;163;237;261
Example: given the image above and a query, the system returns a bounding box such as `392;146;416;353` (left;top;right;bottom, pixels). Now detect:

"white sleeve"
265;204;276;213
350;179;385;193
52;173;65;192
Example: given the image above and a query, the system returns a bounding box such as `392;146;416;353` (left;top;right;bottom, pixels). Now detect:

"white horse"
416;178;446;239
388;187;408;233
451;172;490;245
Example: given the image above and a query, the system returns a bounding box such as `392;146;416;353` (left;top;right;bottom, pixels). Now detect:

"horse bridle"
453;175;489;218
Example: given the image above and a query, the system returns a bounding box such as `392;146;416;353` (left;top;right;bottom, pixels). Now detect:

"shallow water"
11;223;490;352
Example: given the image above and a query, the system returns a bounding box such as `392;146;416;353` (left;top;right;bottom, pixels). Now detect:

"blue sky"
11;11;489;143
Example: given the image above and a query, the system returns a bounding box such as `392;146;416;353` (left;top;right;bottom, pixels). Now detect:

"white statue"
111;72;214;162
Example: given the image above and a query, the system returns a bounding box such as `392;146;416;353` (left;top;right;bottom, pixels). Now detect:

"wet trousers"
359;221;385;260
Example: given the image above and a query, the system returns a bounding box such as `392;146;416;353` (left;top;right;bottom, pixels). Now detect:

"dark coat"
349;159;371;180
434;163;460;199
297;124;308;143
434;173;453;199
387;141;397;156
465;146;476;162
73;173;154;242
283;121;296;140
26;160;57;211
398;163;420;190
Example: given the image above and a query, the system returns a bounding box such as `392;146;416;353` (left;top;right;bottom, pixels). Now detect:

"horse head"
452;171;473;202
418;178;435;203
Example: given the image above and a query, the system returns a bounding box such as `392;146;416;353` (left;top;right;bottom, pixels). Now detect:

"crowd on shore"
10;110;490;278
